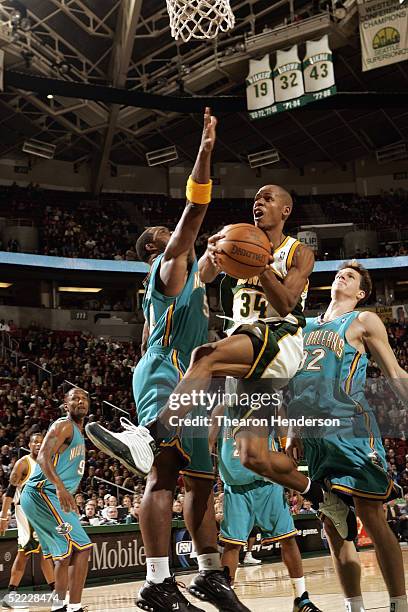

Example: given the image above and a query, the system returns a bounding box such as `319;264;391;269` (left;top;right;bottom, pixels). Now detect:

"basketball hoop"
166;0;235;42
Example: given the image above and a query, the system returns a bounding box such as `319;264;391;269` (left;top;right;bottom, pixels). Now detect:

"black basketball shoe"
293;591;323;611
136;576;205;612
188;567;251;611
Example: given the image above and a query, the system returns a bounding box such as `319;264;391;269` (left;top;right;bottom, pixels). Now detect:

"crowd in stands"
0;183;407;263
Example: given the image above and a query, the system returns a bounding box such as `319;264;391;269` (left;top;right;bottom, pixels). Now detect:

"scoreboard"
246;35;337;120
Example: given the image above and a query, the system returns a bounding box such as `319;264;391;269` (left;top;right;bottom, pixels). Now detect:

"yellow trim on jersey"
262;528;298;544
244;325;269;379
219;535;247;546
344;353;361;394
162;303;175;347
53;453;60;467
180;469;215;481
171;349;183;382
331;480;394;500
274;235;291;252
161;436;191;463
286;240;300;270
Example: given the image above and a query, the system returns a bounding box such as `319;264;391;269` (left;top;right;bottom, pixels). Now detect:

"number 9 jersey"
26;417;86;494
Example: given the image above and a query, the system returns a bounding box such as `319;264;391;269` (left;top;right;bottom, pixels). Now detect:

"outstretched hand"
200;107;217;153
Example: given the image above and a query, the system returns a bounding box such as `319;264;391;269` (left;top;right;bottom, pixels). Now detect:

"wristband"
186;175;212;205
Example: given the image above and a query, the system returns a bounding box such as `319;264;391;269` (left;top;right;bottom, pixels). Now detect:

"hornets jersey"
220;235;308;333
289;311;373;421
27;417;85;494
143;253;209;355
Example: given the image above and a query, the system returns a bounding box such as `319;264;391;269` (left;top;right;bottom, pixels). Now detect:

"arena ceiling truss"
0;0;407;192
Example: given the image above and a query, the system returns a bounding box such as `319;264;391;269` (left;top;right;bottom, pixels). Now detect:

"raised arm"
37;420;77;512
0;458;28;535
359;311;408;403
259;244;314;317
159;107;217;296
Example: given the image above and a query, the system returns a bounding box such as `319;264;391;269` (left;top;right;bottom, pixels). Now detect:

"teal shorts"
304;435;395;501
133;346;213;480
220;480;297;545
20;486;92;561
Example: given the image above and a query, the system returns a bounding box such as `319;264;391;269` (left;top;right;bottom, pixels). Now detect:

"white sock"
390;596;408;612
67;605;82;612
300;477;311;495
197;552;222;571
344;596;365;612
146;557;171;584
291;576;306;599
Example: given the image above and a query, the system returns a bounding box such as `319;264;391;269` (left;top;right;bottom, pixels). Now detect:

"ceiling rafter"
92;0;144;194
47;0;118;38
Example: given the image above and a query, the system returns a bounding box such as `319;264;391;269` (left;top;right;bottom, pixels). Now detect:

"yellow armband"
186;175;212;205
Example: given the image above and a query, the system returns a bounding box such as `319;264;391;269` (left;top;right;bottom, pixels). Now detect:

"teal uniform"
218;414;297;545
20;417;92;560
133;253;213;479
289;311;395;500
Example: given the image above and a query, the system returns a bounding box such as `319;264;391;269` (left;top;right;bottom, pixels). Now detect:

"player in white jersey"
0;434;54;605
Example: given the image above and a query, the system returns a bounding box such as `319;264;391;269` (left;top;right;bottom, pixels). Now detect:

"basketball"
217;223;271;279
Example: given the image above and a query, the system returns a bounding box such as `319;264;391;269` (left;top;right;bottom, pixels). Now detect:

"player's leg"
139;446;181;561
183;445;251;611
354;497;407;609
257;481;321;611
7;551;27;592
280;537;323;612
323;517;364;612
53;557;69;605
243;527;261;565
235;432;310;492
66;548;91;610
182;475;219;560
40;555;55;588
137;447;206;612
221;543;242;585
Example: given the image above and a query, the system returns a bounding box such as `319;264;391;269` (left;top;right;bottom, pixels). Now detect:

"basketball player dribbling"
286;261;408;612
87;108;250;612
87;184;357;540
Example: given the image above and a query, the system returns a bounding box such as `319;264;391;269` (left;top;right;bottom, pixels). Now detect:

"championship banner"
247;38;336;120
358;0;408;71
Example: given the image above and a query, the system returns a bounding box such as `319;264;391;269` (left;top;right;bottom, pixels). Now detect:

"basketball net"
166;0;235;42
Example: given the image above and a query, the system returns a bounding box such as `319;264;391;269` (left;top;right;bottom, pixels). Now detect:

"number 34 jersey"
219;235;308;334
26;418;86;494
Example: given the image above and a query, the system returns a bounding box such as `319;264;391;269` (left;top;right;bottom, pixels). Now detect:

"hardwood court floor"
80;548;408;612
